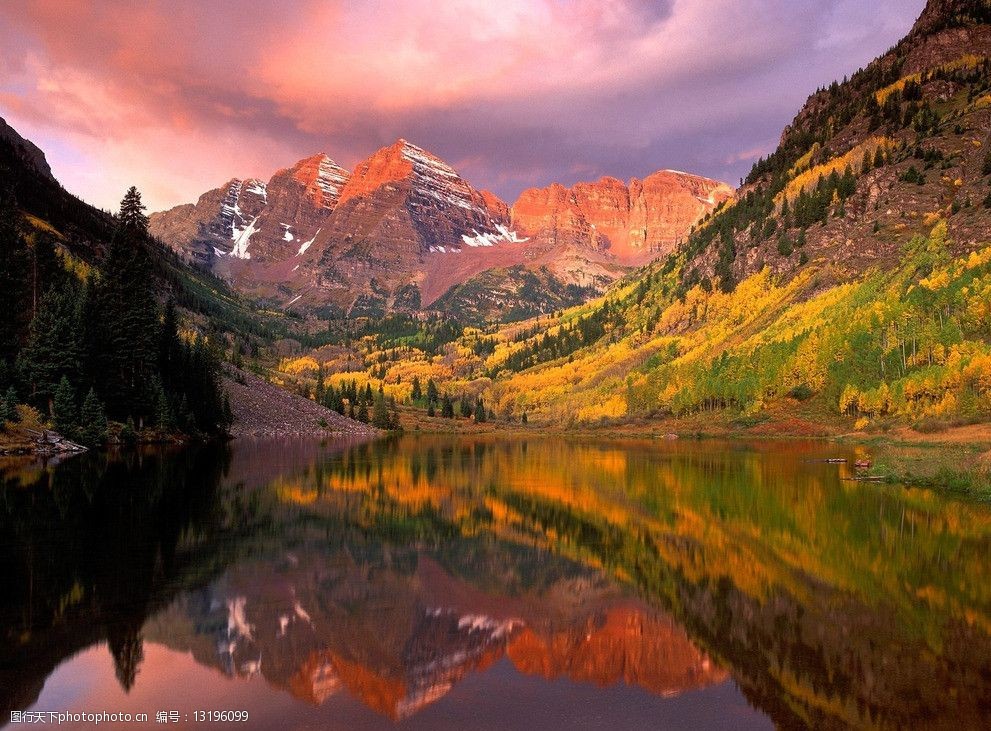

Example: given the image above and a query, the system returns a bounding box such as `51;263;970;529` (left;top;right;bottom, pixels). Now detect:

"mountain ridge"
149;138;731;320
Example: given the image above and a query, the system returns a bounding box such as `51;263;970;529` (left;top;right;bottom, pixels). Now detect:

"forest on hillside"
0;186;230;447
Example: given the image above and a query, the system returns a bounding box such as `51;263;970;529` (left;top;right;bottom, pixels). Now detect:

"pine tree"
459;395;472;418
93;191;159;421
357;398;369;423
427;402;435;417
0;389;13;426
154;377;172;430
53;376;77;437
79;388;108;447
0;188;29;365
119;186;149;234
388;398;401;430
411;376;422;402
17;282;81;413
474;398;486;423
521;411;528;424
371;392;391;429
441;393;454;418
426;378;438;405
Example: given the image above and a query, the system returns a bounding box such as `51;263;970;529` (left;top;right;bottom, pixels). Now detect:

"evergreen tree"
371;392;391;429
0;389;13;426
521;411;528;424
154;377;172;430
411;376;422;402
121;416;137;445
474;398;486;423
78;388;108;447
426;378;438;405
441;393;454;418
17;282;80;413
427;402;435;417
388;398;401;430
0;188;29;365
93;190;160;422
357;398;369;423
459;395;472;418
52;376;77;437
119;186;149;234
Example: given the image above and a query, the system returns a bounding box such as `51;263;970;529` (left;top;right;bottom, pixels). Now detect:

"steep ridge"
0;116;54;181
677;0;991;291
151;139;732;320
513;172;733;265
149;154;350;270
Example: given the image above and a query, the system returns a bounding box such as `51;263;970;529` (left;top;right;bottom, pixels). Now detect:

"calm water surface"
2;436;990;729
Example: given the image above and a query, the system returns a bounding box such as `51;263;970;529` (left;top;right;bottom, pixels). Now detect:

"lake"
2;435;990;729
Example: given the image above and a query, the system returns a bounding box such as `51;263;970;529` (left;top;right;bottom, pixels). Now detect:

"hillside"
150;140;730;322
262;0;991;437
0;117;372;443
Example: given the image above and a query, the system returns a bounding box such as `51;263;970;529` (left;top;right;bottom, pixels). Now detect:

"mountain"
0;116;371;440
512;172;733;265
150;140;731;320
677;0;991;291
0;116;54;182
309;0;991;435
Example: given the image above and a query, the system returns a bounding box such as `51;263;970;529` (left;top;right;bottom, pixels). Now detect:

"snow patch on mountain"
231;216;259;259
297;229;319;255
246;180;268;201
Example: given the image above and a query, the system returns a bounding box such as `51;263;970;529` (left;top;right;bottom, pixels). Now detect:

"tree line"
0;186;230;445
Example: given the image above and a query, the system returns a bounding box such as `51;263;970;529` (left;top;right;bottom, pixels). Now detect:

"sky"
0;0;927;213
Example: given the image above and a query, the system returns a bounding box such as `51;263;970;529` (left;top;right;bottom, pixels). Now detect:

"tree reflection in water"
3;435;991;729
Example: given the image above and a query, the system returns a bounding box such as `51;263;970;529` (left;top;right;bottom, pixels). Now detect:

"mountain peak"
910;0;991;36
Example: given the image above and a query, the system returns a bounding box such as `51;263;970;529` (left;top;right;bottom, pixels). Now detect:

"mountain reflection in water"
2;435;990;729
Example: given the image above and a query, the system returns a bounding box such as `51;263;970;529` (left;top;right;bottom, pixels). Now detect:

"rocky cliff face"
0;116;54;182
513;172;734;265
148;154;349;270
151;139;732;318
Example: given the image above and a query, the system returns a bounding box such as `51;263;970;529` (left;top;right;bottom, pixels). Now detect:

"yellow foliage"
279;356;319;375
778;137;892;204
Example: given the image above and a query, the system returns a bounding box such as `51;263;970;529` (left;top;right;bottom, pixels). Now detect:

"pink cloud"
0;0;926;212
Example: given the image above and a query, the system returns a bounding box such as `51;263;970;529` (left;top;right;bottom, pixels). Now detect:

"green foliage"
901;165;925;185
473;398;486;423
371;392;391;429
78;388;108;447
6;188;230;437
441;393;454;418
0;387;17;426
52;376;77;437
777;235;794;257
494;300;624;375
411;376;422;402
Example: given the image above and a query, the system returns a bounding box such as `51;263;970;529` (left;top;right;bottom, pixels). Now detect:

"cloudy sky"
0;0;926;212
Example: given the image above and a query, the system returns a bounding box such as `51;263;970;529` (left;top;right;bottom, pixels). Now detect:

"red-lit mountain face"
150;139;732;320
